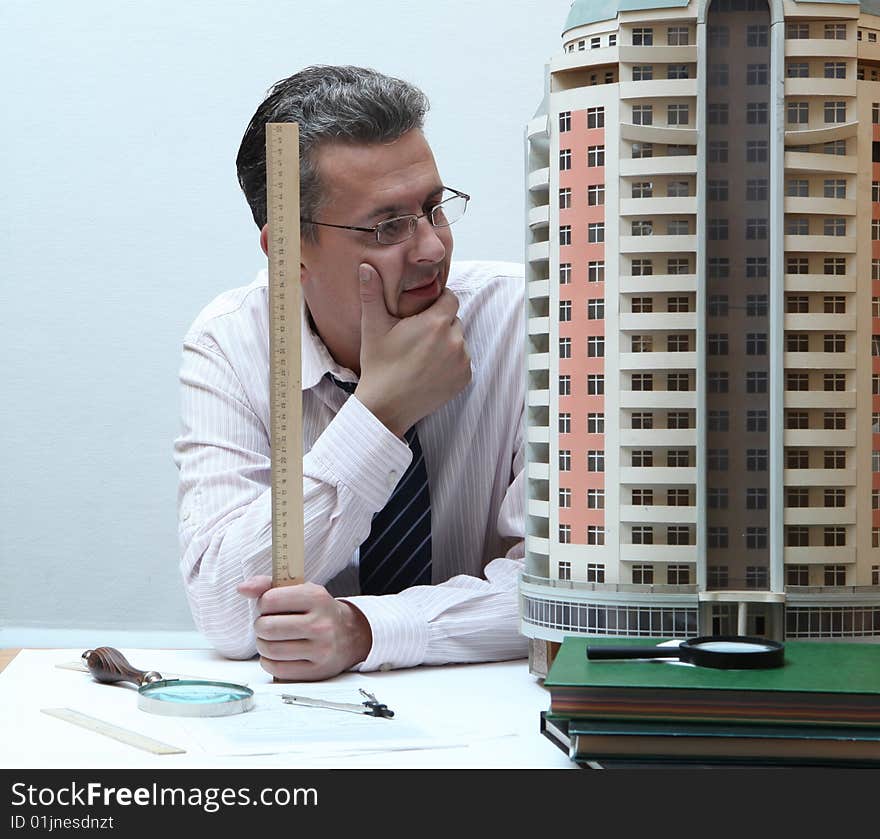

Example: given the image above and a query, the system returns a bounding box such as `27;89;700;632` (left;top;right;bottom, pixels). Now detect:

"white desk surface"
0;649;574;769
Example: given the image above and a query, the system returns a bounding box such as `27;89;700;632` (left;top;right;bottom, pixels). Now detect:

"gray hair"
235;65;430;243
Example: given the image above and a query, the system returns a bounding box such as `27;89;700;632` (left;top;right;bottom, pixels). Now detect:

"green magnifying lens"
83;647;254;717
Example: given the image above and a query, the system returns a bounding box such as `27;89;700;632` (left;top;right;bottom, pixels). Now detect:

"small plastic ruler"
41;708;185;755
265;122;304;588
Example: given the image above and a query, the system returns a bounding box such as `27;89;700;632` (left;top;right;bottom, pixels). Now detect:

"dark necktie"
328;375;432;594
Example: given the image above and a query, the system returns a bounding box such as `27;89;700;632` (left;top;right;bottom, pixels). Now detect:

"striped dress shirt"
174;260;527;671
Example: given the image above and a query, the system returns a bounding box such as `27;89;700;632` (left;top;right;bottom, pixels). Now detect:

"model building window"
559;225;571;246
786;178;809;197
632;27;653;46
631;450;652;468
631;297;653;314
740;19;765;42
875;528;880;548
824;100;847;123
667;104;688;125
708;449;728;471
746;294;767;315
708;180;727;201
559;111;571;132
609;34;617;47
785;373;808;392
786;61;808;77
591;36;600;49
824;565;846;586
708;566;728;588
786;258;809;275
824;23;846;40
631;142;653;159
787;102;808;124
558;375;571;396
559;149;571;170
786;565;809;586
632;104;652;125
746;567;768;589
632;64;653;81
587;527;605;546
824;450;846;469
873;220;880;241
746;102;768;124
631;334;652;353
667;373;690;391
667;527;691;546
786;295;809;313
708;64;728;86
746;488;768;510
707;103;728;124
745;333;767;355
632;564;654;584
875;297;880;317
824;411;846;430
874;103;880;126
667;411;689;429
667;296;689;313
587;107;604;129
667;219;689;235
824;373;846;392
786;487;809;507
588;374;605;394
746;449;768;472
588;260;605;282
667;490;690;510
824;333;846;352
632;488;654;506
823;178;846;199
587;336;604;357
708;372;729;393
559;488;571;508
586;563;605;581
746;63;768;85
787;449;809;469
708;410;729;432
824;62;846;79
587;298;604;319
631;258;652;276
558;412;571;433
588;222;604;243
631;181;653;198
559;187;571;209
873;566;880;585
707;141;728;162
631;412;654;429
708;488;728;509
667;334;689;352
708;219;728;240
786;333;808;352
824;490;846;508
823;295;844;313
559;337;571;359
587;413;604;434
746;218;768;240
667;564;690;584
786;217;808;235
746;410;768;432
631;220;653;236
874;374;880;395
746;527;768;550
825;140;846;155
587;145;605;166
632;526;654;545
558;525;571;544
559;263;571;284
707;333;728;355
587;184;605;205
666;450;689;468
707;257;729;279
746;371;768;393
746;140;768;162
587;489;605;510
786;22;809;39
631;373;652;391
666;25;688;45
559;449;571;471
872;32;879;43
557;560;571;579
707;528;728;550
587;450;605;472
559;300;572;321
667;64;689;79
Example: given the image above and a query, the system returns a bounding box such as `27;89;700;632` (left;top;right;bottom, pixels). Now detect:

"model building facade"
523;0;880;675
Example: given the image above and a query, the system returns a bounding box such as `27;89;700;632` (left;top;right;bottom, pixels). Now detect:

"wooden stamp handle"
82;647;163;687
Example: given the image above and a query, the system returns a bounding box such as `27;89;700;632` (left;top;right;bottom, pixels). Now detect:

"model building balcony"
783;546;856;564
617;44;697;63
784;391;856;409
784;506;856;526
619;504;697;524
619;466;697;485
783;467;856;486
620;234;697;253
784;150;857;174
619;196;697;216
619;273;697;294
528;167;549;191
619;155;697;177
784;313;856;331
784;39;856;59
619;390;697;409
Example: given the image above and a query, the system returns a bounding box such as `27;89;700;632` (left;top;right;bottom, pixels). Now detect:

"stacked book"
541;636;880;767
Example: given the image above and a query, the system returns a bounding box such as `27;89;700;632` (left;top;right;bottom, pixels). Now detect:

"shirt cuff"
340;594;429;671
307;395;413;513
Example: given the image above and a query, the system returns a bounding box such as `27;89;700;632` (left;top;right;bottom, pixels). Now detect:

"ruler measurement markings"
41;708;185;755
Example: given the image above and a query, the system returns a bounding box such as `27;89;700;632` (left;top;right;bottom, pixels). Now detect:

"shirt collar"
299;296;359;391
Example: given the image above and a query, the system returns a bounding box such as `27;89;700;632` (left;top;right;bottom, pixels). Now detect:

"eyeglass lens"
376;191;468;244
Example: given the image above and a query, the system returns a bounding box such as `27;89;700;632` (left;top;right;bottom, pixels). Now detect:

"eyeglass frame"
300;186;470;245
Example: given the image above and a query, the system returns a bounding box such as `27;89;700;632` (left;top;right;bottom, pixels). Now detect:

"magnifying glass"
83;647;254;717
586;635;785;670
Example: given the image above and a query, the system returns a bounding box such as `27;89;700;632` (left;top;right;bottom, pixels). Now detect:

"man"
174;65;526;681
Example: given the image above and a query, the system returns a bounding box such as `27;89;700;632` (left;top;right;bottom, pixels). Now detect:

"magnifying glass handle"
82;647;163;687
587;645;682;660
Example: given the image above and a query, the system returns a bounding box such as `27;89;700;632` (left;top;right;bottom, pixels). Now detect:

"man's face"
297;129;453;370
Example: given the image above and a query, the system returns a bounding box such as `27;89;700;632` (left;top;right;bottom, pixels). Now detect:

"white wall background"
0;0;570;647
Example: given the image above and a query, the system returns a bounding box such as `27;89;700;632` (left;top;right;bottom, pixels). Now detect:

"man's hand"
238;576;373;681
354;263;471;437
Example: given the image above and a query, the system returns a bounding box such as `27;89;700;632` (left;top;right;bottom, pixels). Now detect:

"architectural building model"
522;0;880;675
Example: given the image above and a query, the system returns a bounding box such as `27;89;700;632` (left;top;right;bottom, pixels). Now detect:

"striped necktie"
328;375;432;594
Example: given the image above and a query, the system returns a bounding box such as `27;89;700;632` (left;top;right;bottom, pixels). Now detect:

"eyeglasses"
301;187;470;245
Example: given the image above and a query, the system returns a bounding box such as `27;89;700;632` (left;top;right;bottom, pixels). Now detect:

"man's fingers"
237;575;273;599
358;262;397;340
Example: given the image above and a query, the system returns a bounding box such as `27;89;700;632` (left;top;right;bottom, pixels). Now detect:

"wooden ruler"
266;122;304;588
41;708;185;755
